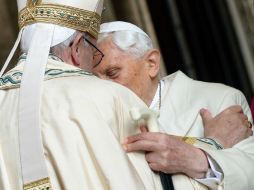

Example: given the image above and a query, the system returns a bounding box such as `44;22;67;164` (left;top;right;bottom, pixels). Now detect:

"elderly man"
0;1;166;190
92;21;254;190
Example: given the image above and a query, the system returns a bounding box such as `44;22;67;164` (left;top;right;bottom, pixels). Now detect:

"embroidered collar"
18;53;64;63
0;54;93;90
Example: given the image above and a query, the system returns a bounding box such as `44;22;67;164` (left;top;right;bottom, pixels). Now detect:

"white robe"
0;57;162;190
158;71;254;190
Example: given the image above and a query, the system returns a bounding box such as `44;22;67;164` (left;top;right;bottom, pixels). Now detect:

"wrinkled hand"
124;127;208;178
200;105;253;148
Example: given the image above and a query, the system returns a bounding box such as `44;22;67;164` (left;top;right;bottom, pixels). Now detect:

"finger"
145;152;162;163
240;120;253;138
223;105;243;114
240;114;248;122
125;139;162;152
243;119;253;129
140;126;149;133
138;122;147;129
148;162;172;173
248;121;253;129
247;128;253;137
126;132;161;144
200;108;213;126
148;162;163;172
237;113;249;126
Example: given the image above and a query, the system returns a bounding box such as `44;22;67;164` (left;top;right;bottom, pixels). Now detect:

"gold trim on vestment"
24;177;52;190
182;137;197;145
27;0;43;7
18;3;101;38
174;136;197;145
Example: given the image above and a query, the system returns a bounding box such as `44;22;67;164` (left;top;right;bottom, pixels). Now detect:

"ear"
143;49;160;78
70;33;83;67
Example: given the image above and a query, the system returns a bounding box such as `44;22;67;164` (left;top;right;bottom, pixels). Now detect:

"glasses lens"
93;52;103;66
84;38;104;67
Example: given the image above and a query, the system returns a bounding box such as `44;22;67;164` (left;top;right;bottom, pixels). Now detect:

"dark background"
110;0;253;102
1;0;253;102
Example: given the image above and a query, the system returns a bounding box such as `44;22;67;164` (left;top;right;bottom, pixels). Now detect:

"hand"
200;105;253;148
124;127;209;178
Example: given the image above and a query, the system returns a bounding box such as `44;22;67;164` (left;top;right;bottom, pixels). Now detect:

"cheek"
118;70;136;87
80;48;92;62
112;73;128;86
92;68;105;78
87;49;94;60
80;51;94;71
127;68;144;89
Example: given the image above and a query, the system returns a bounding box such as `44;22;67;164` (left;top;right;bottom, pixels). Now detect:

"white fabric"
100;21;150;39
17;0;104;13
158;71;254;190
150;79;223;188
20;0;104;51
19;23;54;184
13;0;104;187
21;24;75;52
0;58;163;190
196;157;223;190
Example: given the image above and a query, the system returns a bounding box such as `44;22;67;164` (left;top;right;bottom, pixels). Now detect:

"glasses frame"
84;38;104;68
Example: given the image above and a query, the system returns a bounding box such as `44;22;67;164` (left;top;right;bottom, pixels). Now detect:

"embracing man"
93;21;254;190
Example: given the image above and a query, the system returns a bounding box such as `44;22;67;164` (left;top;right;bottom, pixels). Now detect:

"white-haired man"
92;21;254;190
0;2;165;190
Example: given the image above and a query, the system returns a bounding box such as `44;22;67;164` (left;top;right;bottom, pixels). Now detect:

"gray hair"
50;31;90;54
20;29;91;55
50;31;78;54
98;30;153;58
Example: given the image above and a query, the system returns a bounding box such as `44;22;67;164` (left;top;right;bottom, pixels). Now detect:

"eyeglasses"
84;38;104;68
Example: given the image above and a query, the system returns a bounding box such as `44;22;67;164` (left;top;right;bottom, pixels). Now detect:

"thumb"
140;125;149;133
200;108;213;127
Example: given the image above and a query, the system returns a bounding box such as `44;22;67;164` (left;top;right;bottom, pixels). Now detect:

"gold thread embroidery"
27;0;42;7
19;4;101;38
24;177;52;190
182;137;197;145
173;136;197;145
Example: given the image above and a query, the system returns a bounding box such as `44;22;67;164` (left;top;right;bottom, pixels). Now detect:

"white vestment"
0;56;162;190
157;71;253;190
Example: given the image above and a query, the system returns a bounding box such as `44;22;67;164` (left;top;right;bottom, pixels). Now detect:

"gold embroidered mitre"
18;0;104;38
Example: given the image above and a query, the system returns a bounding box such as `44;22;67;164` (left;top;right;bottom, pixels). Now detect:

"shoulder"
44;75;146;108
161;71;250;115
164;70;243;99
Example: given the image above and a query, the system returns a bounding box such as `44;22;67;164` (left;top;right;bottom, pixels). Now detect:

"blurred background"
0;0;254;102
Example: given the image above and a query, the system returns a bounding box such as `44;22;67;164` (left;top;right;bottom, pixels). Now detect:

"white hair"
21;29;91;55
98;30;153;58
50;31;90;55
50;31;78;54
20;24;76;53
